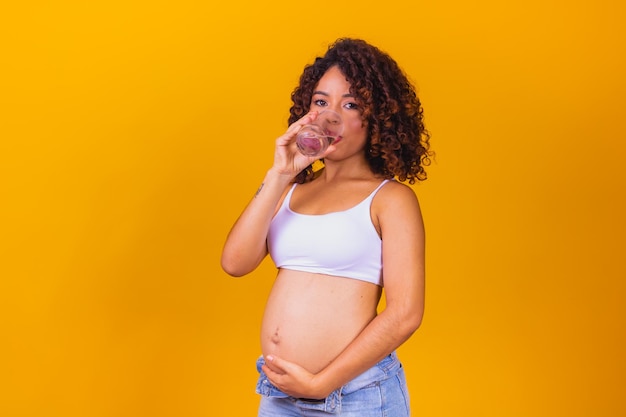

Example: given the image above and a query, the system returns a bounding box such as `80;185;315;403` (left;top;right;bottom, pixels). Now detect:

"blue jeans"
256;352;410;416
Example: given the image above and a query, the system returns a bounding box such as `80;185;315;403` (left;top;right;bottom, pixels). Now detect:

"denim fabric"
256;352;410;416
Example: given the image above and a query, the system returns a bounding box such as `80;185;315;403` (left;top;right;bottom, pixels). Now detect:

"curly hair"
290;38;432;184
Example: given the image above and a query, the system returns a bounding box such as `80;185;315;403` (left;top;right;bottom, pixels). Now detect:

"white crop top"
267;180;390;286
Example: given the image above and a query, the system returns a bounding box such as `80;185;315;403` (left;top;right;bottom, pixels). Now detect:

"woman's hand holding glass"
272;111;339;177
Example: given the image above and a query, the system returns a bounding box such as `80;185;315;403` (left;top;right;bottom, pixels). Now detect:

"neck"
317;160;376;183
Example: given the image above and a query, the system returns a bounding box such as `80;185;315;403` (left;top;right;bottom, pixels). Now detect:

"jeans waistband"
256;352;401;413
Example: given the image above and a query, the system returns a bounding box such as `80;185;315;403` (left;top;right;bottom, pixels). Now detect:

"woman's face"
309;66;368;159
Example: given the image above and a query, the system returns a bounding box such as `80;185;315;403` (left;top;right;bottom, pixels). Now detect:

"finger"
264;355;287;373
261;363;281;377
285;111;318;135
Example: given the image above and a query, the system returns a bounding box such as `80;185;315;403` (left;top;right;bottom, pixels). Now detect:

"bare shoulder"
375;180;421;211
369;180;423;240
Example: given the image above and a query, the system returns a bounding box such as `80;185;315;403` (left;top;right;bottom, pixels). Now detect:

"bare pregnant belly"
260;269;381;374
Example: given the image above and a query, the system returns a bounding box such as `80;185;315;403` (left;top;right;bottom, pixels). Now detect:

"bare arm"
221;111;330;277
263;182;425;397
220;169;292;276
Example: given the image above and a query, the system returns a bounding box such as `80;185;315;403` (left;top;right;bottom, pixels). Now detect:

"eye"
344;101;359;110
312;99;328;108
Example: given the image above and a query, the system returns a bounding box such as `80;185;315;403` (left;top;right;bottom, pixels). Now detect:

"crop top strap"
281;182;298;207
372;179;390;196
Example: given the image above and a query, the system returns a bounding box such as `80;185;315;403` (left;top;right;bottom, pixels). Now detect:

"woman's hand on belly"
261;354;330;400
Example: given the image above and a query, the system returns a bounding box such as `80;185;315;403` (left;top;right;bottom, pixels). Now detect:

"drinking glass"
295;110;343;157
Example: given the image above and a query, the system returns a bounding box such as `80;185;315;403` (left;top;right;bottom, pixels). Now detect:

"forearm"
221;168;293;276
315;305;422;395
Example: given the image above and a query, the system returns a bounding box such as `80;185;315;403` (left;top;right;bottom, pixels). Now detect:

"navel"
270;327;281;345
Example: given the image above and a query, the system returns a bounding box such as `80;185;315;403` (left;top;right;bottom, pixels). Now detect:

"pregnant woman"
221;37;432;416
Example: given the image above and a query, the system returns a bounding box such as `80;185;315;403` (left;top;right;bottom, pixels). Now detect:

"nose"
325;110;342;125
329;103;342;114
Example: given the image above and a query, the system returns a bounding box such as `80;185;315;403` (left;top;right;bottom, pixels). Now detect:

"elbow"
220;250;261;277
221;264;246;278
220;254;248;277
221;240;266;277
221;261;248;278
398;309;424;338
407;313;423;334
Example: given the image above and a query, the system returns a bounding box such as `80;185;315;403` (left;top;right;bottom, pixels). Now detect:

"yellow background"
1;1;624;416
